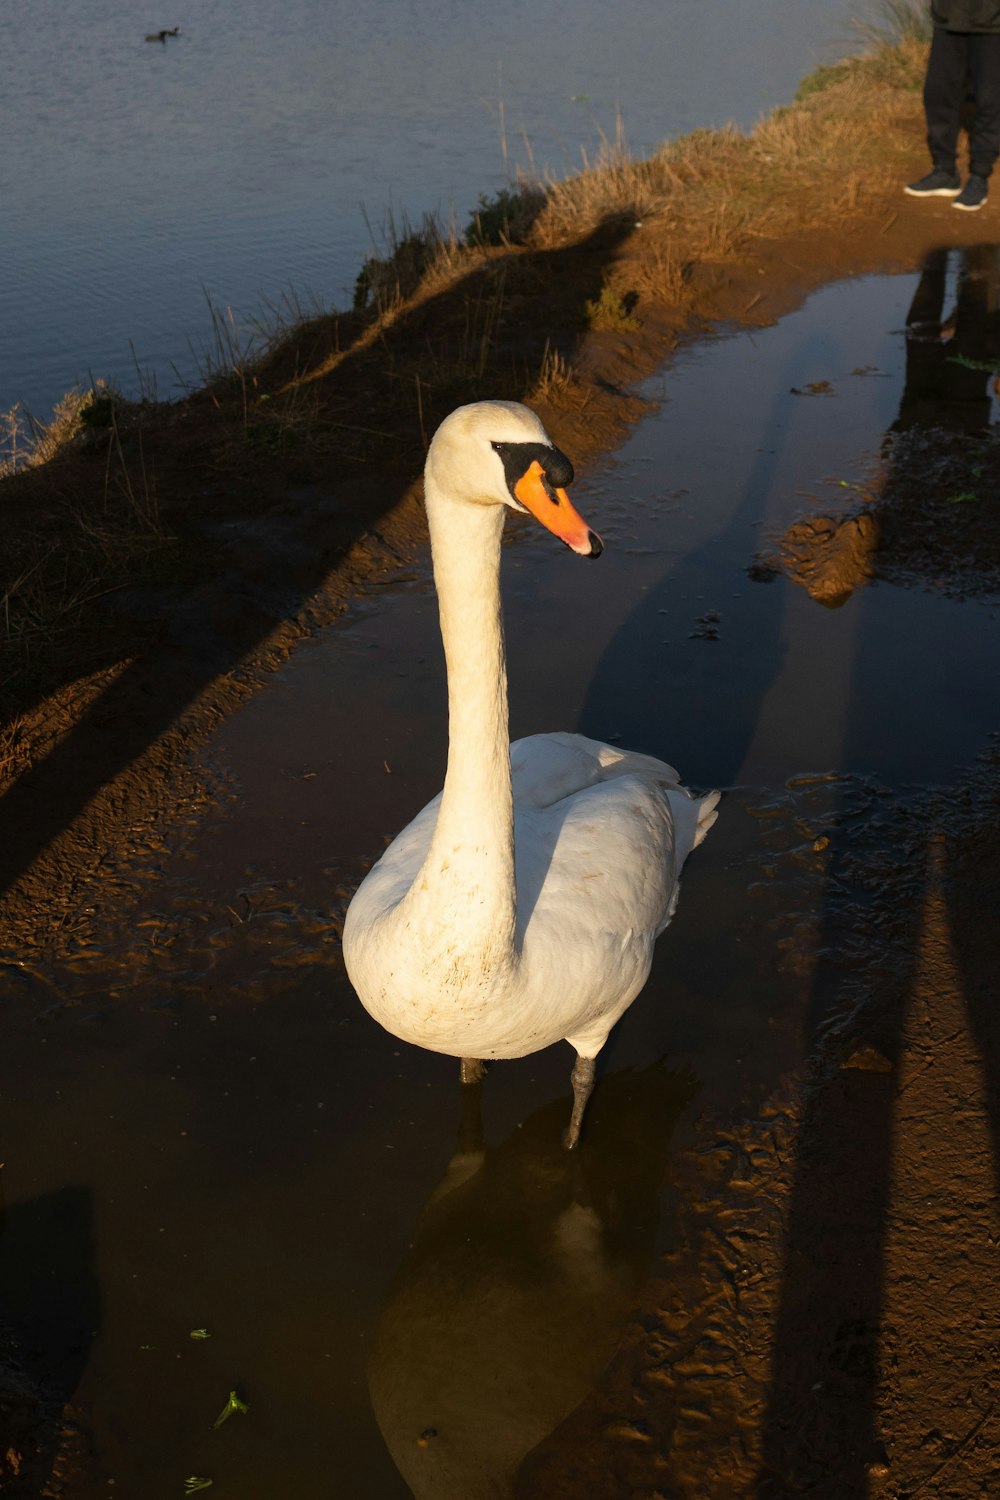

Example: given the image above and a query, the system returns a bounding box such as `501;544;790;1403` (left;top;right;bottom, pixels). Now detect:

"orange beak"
513;460;603;558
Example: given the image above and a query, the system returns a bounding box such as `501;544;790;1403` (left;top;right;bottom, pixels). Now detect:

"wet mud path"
4;261;1000;1497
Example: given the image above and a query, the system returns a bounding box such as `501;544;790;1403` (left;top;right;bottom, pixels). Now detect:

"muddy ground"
3;76;1000;1499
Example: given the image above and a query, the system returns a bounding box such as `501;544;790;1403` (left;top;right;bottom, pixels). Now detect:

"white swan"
343;400;718;1147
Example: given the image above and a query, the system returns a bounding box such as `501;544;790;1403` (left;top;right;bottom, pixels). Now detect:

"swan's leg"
460;1057;487;1085
562;1053;597;1150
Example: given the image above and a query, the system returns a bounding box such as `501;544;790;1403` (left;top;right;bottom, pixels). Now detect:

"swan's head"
425;400;603;558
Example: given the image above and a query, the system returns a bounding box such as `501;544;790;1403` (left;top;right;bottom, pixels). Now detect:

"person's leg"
924;26;969;172
966;32;1000;178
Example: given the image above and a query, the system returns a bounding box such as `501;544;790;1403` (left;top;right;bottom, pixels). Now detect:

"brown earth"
3;47;1000;1500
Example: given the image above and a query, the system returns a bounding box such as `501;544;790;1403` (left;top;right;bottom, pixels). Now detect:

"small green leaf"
184;1479;213;1495
947;491;980;505
947;353;999;373
212;1389;250;1429
189;1328;212;1341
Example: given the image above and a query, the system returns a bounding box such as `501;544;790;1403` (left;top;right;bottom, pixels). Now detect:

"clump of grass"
1;389;175;704
797;0;928;99
584;284;641;332
3;380;123;474
353;212;448;313
859;0;932;48
423;265;511;400
0;714;26;782
195;295;259;385
537;131;668;247
193;284;331;388
464;185;547;247
630;246;693;309
185;287;340;458
243;373;322;456
796;63;855;101
0;402;28;478
83;407;168;555
32;386;102;463
1;558;103;686
532;342;576;402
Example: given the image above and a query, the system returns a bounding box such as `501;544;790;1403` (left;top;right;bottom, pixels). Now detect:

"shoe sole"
903;185;961;197
952;198;987;211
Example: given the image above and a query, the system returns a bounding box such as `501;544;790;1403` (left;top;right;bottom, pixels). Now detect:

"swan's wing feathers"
510;731;682;811
668;784;720;858
511;730;718;861
511;774;683;1051
515;773;681;939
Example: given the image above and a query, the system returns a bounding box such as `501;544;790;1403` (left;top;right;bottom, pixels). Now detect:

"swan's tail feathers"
664;785;721;862
693;789;721;849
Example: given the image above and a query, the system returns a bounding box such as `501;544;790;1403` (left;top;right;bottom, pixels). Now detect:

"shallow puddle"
4;261;1000;1496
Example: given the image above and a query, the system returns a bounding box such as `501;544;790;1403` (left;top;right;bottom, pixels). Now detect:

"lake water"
6;0;879;424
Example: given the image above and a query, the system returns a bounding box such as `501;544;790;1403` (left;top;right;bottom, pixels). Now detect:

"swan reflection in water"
368;1063;696;1499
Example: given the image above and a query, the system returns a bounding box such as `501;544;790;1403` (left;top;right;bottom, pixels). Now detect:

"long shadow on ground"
756;244;1000;1498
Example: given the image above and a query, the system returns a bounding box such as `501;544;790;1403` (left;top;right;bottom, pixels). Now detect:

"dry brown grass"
531;343;576;404
629;245;694;309
3;383;111;475
523;24;925;296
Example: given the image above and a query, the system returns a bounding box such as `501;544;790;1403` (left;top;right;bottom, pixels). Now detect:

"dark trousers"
925;26;1000;176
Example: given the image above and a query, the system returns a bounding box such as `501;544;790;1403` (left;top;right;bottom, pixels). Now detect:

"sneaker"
904;167;961;197
953;174;988;211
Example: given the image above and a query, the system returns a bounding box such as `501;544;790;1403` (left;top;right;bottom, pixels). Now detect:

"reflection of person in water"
766;245;1000;610
895;244;1000;433
755;258;1000;1495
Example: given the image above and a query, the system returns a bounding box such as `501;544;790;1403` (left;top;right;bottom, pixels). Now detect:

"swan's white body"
343;401;717;1135
346;729;714;1059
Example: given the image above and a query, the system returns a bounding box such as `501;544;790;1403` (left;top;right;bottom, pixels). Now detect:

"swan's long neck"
405;480;516;962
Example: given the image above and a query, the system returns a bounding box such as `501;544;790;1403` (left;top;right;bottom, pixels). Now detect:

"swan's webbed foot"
460;1057;488;1086
562;1054;597;1150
